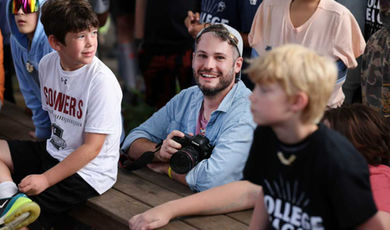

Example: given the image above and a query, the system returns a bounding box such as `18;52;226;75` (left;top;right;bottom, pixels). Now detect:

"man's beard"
194;68;236;97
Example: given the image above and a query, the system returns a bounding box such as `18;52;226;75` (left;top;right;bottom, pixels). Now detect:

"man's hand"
154;130;184;162
184;10;203;38
147;162;169;175
18;174;50;195
129;205;173;230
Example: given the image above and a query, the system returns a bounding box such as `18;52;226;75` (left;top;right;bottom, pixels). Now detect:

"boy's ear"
48;35;63;51
290;92;309;112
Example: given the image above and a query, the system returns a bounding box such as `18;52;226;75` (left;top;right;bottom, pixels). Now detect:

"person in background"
361;0;390;121
110;0;143;103
137;0;200;108
0;0;16;104
323;104;390;222
6;0;52;139
249;0;365;108
0;29;4;110
336;0;366;104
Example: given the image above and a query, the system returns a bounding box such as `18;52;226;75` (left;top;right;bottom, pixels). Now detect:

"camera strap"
119;142;162;171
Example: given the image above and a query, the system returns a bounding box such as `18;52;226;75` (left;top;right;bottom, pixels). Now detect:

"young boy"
6;0;52;139
245;44;383;229
0;0;122;229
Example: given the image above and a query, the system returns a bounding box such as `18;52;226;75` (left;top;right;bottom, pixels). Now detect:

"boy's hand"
18;174;50;195
129;205;173;230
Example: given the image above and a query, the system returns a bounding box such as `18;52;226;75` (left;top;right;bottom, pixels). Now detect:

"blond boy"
246;44;383;229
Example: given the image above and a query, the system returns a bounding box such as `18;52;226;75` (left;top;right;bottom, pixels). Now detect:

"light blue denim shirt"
121;81;256;192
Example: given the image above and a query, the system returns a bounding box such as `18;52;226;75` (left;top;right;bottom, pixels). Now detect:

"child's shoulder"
88;57;117;82
314;124;366;166
39;51;58;68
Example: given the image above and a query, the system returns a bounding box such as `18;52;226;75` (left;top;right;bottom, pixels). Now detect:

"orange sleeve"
0;29;4;104
0;30;4;104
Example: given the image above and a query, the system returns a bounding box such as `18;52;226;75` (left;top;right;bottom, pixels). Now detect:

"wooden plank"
129;168;252;226
69;205;129;230
115;171;248;230
0;114;34;140
227;210;253;225
131;168;193;197
84;189;196;230
115;171;183;206
1;101;34;129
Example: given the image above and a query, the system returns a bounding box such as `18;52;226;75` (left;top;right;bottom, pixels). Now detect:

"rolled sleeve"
121;101;173;152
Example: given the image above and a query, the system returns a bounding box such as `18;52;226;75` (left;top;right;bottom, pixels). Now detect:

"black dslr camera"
170;134;214;174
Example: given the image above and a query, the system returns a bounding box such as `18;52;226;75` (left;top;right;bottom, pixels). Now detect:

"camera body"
170;134;214;174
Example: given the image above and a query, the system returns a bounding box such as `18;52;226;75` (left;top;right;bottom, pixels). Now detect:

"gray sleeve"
88;0;110;14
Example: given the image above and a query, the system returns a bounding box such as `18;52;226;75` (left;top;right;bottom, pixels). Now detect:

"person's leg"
0;140;14;183
3;45;16;103
0;141;42;230
176;49;195;91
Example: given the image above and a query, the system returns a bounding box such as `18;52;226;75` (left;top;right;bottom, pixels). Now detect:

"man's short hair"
195;24;243;59
246;44;337;124
41;0;99;44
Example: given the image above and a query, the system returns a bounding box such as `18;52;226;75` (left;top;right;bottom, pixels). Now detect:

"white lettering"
282;202;291;223
311;217;324;230
274;199;284;219
301;213;310;229
281;224;295;230
290;206;302;226
265;195;275;214
272;217;281;229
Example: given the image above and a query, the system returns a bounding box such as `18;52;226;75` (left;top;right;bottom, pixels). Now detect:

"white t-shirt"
39;52;122;194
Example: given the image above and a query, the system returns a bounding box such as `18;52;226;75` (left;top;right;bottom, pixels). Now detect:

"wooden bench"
0;101;253;229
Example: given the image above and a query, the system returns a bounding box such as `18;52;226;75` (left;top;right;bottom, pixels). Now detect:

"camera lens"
170;149;195;174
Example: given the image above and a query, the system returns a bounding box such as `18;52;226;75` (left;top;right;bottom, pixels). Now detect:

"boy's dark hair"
41;0;99;44
323;104;390;166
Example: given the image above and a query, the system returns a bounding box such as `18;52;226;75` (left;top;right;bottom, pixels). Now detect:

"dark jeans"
140;49;194;109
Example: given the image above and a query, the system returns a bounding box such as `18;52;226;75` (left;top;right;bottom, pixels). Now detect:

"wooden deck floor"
0;101;253;229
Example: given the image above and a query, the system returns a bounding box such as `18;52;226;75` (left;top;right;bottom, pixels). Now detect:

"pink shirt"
248;0;365;107
369;164;390;213
249;0;365;68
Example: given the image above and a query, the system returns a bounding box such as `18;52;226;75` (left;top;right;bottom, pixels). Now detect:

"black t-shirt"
244;124;377;230
365;0;383;40
143;0;201;53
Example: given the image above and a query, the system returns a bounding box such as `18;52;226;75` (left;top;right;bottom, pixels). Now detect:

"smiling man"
122;24;256;192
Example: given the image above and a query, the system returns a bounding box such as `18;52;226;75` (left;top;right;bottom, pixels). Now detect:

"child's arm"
129;180;261;230
356;212;387;230
18;132;106;195
248;190;269;230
